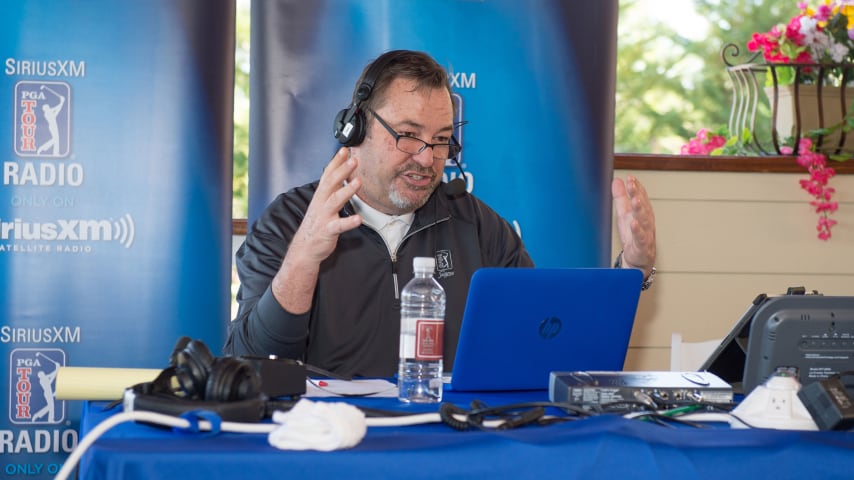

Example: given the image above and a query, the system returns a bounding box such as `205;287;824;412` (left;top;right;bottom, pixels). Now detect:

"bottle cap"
413;256;435;273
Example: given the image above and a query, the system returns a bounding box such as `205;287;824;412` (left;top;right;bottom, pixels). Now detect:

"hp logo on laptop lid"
539;316;562;340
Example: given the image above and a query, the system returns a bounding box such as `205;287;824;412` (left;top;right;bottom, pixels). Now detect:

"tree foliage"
615;0;791;153
233;0;250;218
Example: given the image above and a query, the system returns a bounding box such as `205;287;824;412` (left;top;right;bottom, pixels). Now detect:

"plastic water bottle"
398;256;445;403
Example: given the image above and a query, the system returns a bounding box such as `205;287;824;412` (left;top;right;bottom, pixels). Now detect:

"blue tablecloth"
77;389;854;480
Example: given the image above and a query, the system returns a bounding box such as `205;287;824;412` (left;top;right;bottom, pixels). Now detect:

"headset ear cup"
333;107;366;146
174;340;216;399
332;108;349;145
169;336;192;366
333;108;350;144
347;109;366;146
205;357;262;402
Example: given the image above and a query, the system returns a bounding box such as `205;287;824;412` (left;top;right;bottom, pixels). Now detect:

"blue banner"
250;0;618;267
0;1;235;476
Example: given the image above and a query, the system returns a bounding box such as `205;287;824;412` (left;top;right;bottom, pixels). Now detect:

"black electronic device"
797;373;854;430
548;371;733;409
701;288;854;395
697;292;770;390
240;355;307;398
123;337;306;422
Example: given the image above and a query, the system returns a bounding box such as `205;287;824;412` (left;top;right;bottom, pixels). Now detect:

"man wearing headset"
225;50;657;378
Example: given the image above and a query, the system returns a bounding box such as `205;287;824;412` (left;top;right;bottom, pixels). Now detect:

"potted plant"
745;1;854;154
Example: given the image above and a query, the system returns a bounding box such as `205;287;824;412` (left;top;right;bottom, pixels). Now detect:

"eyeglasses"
369;109;462;160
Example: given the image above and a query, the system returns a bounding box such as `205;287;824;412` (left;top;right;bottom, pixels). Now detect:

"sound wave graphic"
112;214;135;248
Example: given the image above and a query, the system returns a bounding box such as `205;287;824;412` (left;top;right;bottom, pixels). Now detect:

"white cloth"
268;399;367;451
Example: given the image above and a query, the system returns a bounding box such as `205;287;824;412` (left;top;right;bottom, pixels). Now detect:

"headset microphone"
445;156;467;197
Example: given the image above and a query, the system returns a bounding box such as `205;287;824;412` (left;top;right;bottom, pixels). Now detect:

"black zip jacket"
224;181;533;378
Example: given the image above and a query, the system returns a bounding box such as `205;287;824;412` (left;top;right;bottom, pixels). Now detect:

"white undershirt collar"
350;194;414;252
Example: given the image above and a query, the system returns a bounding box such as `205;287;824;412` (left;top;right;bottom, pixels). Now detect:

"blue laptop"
449;267;643;391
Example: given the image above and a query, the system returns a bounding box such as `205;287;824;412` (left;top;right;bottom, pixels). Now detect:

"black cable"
728;411;762;429
438;400;592;431
264;399;299;417
597;400;658;414
302;363;352;381
595;399;737;416
632;412;712;429
439;403;472;431
497;407;546;430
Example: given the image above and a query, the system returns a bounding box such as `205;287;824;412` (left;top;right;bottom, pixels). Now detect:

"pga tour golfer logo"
14;81;71;158
9;348;66;425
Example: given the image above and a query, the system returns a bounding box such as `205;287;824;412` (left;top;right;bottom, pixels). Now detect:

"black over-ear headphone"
171;337;262;402
124;337;269;422
332;50;408;146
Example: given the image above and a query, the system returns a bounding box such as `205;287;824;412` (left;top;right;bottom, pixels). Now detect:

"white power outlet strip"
730;374;818;430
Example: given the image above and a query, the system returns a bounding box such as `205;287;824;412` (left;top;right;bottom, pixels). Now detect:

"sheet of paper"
305;379;398;398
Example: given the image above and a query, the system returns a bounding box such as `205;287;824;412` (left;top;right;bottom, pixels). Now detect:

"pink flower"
816;5;834;21
680;128;727;155
748;3;854;65
786;16;806;45
748;30;792;63
681;124;841;241
817;214;837;240
796;141;838;240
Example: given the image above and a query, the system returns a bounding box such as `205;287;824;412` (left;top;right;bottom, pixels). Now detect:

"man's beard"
388;166;439;211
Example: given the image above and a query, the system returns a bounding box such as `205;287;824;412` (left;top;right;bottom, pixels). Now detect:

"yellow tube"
55;366;162;400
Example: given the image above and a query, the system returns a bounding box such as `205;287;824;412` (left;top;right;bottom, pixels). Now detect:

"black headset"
124;337;269;422
332;50;408;146
170;337;262;402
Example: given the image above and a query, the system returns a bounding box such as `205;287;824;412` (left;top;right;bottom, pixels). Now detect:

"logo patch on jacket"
436;250;454;279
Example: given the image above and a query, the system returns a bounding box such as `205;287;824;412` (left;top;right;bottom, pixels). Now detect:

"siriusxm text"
2;218;114;241
5;58;86;78
1;326;81;344
448;72;476;89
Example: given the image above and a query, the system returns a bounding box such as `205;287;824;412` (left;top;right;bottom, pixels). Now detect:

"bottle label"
415;319;444;360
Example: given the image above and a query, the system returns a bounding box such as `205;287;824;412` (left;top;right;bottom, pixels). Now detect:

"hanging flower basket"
724;51;854;157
